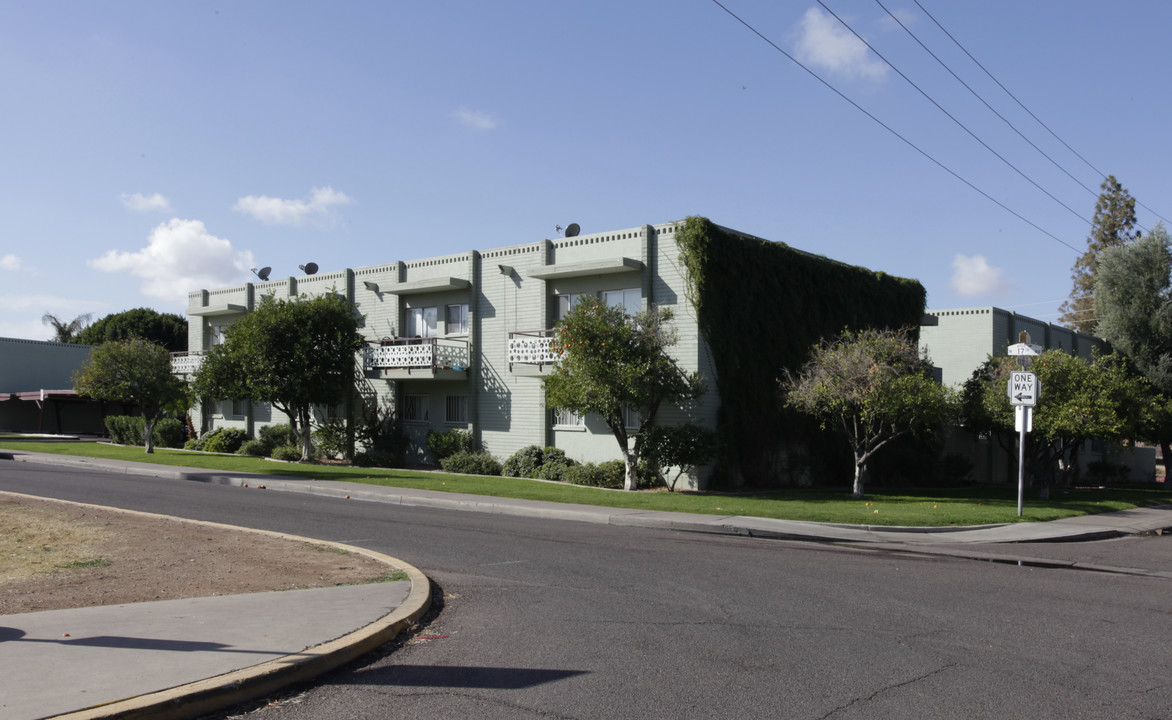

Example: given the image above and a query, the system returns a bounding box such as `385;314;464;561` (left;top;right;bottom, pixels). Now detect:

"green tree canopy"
1058;175;1140;332
73;338;188;453
785;328;958;499
191;293;364;461
544;301;705;491
961;351;1155;495
1094;221;1172;463
74;307;188;352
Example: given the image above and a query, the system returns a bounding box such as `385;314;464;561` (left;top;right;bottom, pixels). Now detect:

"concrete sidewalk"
3;448;1172;719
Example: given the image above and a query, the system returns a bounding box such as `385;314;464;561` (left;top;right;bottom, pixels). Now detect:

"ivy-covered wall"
676;216;926;487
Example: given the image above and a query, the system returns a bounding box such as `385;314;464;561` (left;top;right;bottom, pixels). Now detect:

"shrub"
203;428;248;454
185;428;217;451
259;424;299;451
1086;461;1131;484
153;418;185;449
503;445;545;478
353;449;398;468
533;447;576;481
271;444;303;462
426;428;477;461
237;439;269;457
313;420;349;460
440;451;502;476
354;405;406;467
105;416;144;446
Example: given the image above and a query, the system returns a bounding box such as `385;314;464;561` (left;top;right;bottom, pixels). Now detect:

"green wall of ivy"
676;216;927;487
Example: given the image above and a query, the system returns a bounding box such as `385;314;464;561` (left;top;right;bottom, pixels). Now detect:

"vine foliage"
675;216;926;487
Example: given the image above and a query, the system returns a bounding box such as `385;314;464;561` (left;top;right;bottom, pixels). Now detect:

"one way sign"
1008;371;1038;407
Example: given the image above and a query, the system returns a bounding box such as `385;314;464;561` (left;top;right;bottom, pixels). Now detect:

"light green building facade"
185;220;720;487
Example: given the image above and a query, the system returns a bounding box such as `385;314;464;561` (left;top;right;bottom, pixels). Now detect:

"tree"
1094;221;1172;464
42;312;92;343
1058;175;1140;333
544;302;705;491
637;423;718;492
961;350;1154;497
73;338;188;453
785;328;957;499
74;308;188;352
191;293;364;461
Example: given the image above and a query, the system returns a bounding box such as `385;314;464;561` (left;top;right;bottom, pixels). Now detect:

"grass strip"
1;438;1169;527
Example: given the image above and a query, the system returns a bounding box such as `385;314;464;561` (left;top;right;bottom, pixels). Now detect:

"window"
556;293;587;321
445;395;468;424
404;395;430;423
552;407;584;428
602;288;641;318
407;307;437;338
446;304;469;335
622;403;641;429
231;399;248;417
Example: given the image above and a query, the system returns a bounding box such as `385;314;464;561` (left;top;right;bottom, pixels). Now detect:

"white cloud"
0;254;24;271
453;107;499;130
0;293;105;341
951;254;1007;297
88;219;255;302
121;192;171;213
233;186;354;226
793;7;888;82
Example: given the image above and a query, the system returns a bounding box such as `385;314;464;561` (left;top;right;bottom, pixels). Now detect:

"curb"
0;492;432;720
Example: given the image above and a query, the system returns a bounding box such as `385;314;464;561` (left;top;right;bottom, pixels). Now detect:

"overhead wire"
707;0;1081;254
813;0;1091;231
910;0;1168;227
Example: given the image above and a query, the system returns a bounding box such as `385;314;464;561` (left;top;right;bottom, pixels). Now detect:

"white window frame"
552;407;584;429
445;304;469;336
407;306;438;338
404;394;430;423
602;288;641;318
445;395;468;424
556;293;588;321
622;403;641;430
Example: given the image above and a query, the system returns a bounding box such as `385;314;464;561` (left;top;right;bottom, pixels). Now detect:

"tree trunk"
143;417;155;454
853;459;865;500
623;450;638;492
300;408;313;462
1161;440;1172;485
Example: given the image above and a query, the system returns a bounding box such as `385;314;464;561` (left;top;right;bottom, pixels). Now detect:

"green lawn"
2;437;1169;527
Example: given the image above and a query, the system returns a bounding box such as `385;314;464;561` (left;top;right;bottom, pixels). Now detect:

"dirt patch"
0;493;397;615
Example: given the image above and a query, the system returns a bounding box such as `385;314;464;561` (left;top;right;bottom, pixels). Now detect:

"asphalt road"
3;461;1171;719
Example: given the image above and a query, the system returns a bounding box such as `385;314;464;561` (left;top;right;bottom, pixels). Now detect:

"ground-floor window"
552;407;584;428
231;399;248;417
446;395;468;424
405;394;430;423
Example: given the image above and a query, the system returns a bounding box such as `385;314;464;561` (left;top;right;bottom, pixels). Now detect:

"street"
2;461;1170;719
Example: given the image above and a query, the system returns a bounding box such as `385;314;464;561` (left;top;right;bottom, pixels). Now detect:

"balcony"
364;337;469;380
171;351;206;376
508;330;559;376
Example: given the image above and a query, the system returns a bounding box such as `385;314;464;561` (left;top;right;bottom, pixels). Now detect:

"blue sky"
3;1;1169;342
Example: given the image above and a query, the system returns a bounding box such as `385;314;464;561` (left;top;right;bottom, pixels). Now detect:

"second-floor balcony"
507;330;559;376
364;337;469;380
171;351;207;376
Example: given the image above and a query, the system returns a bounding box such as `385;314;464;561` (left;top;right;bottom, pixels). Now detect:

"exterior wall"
185;221;719;488
920;306;1108;388
0;337;93;392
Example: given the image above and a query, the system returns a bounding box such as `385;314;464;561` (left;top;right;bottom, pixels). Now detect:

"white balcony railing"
507;330;559;370
171;351;207;375
364;337;469;372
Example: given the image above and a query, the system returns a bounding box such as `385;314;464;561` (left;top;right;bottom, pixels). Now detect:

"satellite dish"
565;223;580;238
300;262;319;276
251;266;272;281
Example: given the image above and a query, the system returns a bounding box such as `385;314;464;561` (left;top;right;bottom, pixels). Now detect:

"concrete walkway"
2;448;1172;719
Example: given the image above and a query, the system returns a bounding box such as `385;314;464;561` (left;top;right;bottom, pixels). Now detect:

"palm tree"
42;312;93;343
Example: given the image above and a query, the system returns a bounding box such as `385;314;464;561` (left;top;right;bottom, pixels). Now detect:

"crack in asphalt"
817;662;960;719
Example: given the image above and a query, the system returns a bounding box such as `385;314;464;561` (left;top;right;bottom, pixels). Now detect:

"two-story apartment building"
181;217;926;489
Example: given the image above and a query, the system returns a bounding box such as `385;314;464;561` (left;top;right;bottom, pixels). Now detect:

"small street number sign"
1008;371;1038;407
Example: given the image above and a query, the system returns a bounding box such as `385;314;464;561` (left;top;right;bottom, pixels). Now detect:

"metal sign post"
1007;332;1041;518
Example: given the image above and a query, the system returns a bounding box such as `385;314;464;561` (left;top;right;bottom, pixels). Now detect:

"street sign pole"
1007;345;1040;519
1017;408;1027;518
